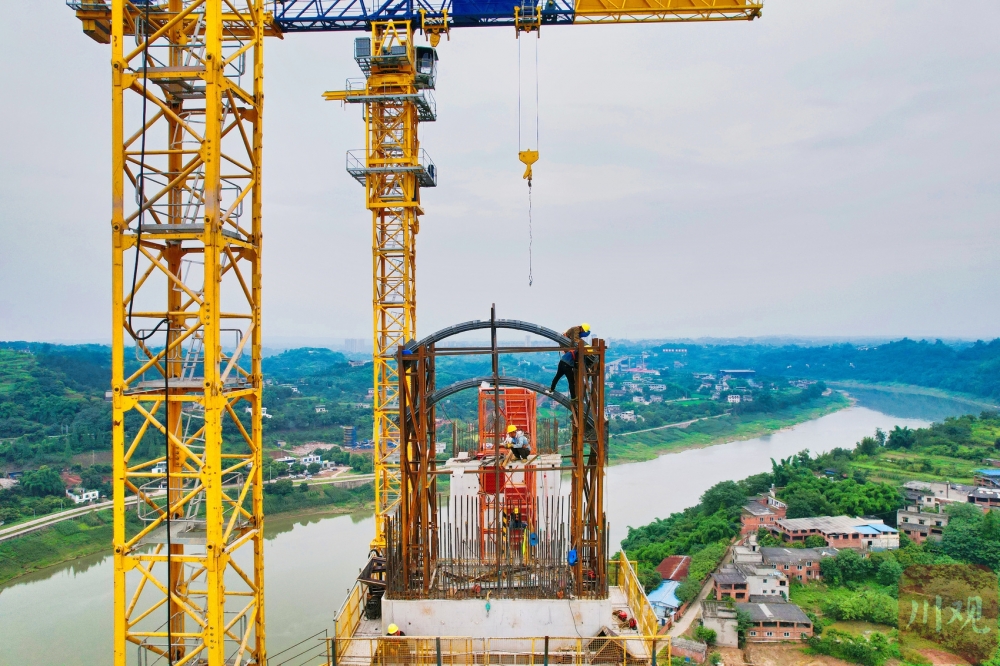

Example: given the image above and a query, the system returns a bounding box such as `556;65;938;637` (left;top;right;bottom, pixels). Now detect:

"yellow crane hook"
518;149;539;184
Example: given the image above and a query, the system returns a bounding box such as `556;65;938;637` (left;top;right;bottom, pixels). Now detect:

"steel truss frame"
392;314;608;599
326;20;429;548
106;1;267;664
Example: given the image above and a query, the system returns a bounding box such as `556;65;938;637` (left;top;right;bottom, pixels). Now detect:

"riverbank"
608;391;852;464
0;483;375;587
827;380;999;410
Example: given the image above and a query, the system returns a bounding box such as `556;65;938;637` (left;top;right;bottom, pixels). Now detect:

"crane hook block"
519;150;539;182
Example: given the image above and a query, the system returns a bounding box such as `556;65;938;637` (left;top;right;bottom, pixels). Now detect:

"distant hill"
0;344;111;468
613;338;1000;401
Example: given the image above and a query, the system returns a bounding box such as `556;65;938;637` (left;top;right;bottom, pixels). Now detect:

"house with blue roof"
647;580;682;625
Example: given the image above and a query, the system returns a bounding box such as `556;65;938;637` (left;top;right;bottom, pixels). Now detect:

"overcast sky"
1;1;998;345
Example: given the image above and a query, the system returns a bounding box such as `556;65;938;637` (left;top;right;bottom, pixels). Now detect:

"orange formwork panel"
477;386;537;456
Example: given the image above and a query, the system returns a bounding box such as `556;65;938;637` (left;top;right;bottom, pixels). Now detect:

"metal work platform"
339;79;438;121
346;149;438;187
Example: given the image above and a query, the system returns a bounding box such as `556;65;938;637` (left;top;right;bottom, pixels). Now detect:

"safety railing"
268;629;331;666
614;554;659;640
335;580;366;641
326;635;670;666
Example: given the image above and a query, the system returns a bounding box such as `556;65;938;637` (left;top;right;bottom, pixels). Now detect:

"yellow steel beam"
572;0;761;22
106;1;267;664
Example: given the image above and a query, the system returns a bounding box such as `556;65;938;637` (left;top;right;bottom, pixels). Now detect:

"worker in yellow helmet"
504;424;530;460
387;623;405;636
548;323;590;399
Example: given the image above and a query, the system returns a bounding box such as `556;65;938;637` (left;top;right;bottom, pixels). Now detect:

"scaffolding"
388;309;608;602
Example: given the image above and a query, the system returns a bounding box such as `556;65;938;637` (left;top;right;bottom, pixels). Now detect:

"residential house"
606;404;622;416
727;395;741;404
656;555;691;582
712;564;787;602
968;487;1000;509
647;580;682;625
736;602;812;642
760;547;838;582
67;487;100;504
903;480;976;509
315;405;327;413
740;493;787;535
650;384;667;392
301;454;322;466
771;516;899;551
974;469;1000;488
701;601;739;648
649;395;663;403
897;506;948;544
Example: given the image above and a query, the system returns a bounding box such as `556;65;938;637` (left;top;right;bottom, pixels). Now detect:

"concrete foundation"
382;587;631;639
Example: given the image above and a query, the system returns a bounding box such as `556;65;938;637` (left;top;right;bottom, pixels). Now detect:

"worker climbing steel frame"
72;1;271;663
325;20;434;547
392;314;608;599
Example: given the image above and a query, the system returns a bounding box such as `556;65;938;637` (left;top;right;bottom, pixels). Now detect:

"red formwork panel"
476;386;537;457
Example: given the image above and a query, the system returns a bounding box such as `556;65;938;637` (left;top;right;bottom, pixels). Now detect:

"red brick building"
760;546;837;582
740;494;787;535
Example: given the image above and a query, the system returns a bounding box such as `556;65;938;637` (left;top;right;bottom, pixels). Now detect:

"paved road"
669;543;734;638
669;575;717;637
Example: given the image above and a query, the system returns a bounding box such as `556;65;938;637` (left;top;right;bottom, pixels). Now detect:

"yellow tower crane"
65;1;762;664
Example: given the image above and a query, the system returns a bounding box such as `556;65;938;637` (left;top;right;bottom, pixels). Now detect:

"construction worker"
502;425;527;460
387;623;405;636
549;324;589;399
564;323;591;346
508;427;530;460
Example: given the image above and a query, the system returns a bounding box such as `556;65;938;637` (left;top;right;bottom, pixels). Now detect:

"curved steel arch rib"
407;319;570;350
427;376;571;411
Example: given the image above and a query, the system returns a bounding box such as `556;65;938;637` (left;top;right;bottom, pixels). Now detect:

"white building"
649;384;666;392
301;454;322;466
315;406;327;413
727;394;741;404
67;488;100;504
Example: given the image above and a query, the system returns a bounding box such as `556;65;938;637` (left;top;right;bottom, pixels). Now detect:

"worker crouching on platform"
549;323;590;399
504;424;530;460
386;623;405;636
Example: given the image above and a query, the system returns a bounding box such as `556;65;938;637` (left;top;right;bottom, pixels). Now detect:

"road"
611;413;727;439
669;542;734;638
0;472;375;543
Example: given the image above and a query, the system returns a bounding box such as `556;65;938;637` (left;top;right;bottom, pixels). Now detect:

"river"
0;389;980;665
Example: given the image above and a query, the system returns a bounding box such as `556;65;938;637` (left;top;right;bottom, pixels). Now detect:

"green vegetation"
262;479;373;515
806;629;900;666
0;509;138;586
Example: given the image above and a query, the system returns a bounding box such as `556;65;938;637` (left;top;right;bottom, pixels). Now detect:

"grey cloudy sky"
1;1;998;344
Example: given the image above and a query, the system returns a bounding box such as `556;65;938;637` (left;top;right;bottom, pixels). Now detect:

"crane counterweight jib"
272;0;762;32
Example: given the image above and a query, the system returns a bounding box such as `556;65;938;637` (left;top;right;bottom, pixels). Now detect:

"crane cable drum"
516;14;540;286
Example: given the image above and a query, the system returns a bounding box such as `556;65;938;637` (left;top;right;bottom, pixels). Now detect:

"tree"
699;481;745;515
834;548;872;583
804;535;827;548
694;625;717;647
307;462;322;475
20;466;65;497
886;426;915;450
856;436;880;456
876;559;903;586
265;479;294;496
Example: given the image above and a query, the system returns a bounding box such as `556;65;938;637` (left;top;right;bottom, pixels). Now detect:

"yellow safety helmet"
581;323;591;337
507;424;517;433
387;624;399;635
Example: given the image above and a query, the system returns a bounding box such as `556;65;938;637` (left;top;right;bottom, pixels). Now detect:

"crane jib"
272;0;763;32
